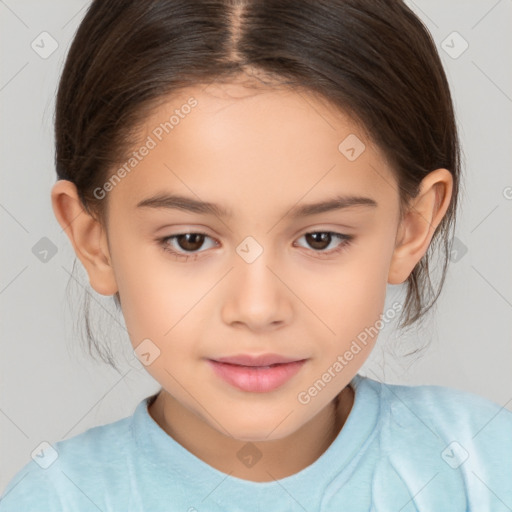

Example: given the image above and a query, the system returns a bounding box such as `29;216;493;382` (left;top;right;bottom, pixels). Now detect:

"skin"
51;75;453;482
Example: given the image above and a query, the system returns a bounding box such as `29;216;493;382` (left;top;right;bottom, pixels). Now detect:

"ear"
51;180;118;296
388;168;453;285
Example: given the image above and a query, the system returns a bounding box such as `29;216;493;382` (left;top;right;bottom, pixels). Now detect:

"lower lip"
207;359;307;393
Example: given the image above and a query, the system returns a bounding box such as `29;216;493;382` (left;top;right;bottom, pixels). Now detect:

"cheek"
115;257;220;380
320;236;392;340
111;240;189;342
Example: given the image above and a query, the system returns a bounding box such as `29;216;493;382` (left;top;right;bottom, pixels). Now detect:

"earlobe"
387;168;453;285
51;180;118;296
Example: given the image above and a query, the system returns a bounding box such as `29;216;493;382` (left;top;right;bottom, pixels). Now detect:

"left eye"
294;231;352;254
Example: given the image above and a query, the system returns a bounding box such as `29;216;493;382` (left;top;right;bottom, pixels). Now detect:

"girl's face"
90;80;413;441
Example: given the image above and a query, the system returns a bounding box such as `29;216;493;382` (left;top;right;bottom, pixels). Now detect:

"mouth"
212;353;305;367
207;355;308;393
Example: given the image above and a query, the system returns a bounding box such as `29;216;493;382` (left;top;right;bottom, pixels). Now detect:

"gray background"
1;0;511;492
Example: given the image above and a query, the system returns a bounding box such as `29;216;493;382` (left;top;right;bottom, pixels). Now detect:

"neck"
148;385;354;482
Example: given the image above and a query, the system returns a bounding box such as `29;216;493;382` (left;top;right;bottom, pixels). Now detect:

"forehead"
108;80;397;213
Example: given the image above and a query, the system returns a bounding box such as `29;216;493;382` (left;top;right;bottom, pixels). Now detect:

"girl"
1;0;511;510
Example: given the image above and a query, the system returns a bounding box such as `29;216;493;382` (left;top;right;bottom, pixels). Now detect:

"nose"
220;246;292;332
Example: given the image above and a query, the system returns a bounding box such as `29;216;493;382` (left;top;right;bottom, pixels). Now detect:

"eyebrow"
136;193;378;218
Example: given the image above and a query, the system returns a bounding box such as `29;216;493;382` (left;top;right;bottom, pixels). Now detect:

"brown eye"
159;232;218;257
305;232;332;250
175;233;206;251
294;231;353;257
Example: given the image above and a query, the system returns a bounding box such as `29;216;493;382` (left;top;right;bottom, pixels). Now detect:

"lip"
207;356;308;393
213;353;304;367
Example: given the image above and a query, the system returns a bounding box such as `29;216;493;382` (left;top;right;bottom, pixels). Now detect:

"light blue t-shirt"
1;374;511;511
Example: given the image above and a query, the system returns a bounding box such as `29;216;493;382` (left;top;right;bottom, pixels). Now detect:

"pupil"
179;233;204;251
307;232;330;250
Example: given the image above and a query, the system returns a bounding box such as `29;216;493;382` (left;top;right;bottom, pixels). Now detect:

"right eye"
158;232;218;258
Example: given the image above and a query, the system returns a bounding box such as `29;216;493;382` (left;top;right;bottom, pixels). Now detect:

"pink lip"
213;353;303;366
207;357;307;393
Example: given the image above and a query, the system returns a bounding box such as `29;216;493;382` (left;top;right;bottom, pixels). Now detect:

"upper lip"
211;354;307;367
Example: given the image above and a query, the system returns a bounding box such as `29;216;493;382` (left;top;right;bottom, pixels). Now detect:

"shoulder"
364;376;512;438
354;376;512;507
53;409;134;464
361;376;512;486
0;460;62;512
0;406;137;511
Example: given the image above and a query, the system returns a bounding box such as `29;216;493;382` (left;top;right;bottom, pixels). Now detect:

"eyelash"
157;231;354;261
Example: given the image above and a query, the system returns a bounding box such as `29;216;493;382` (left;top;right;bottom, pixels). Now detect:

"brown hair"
55;0;462;369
